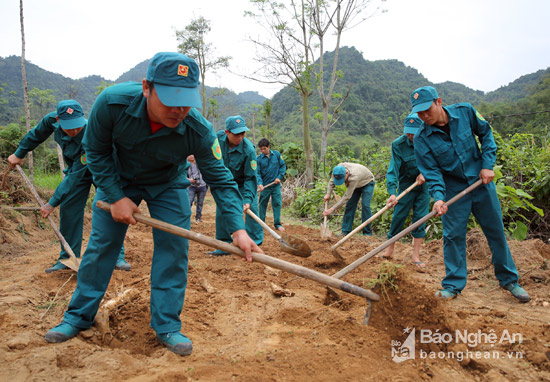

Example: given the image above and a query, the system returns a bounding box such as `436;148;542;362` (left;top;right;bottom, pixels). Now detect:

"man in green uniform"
323;162;375;236
412;85;530;302
256;138;286;231
7;100;129;273
208;116;263;256
44;52;261;356
382;113;430;266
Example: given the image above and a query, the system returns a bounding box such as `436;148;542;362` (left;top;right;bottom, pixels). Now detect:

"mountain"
0;55;266;127
1;50;548;148
270;47;488;147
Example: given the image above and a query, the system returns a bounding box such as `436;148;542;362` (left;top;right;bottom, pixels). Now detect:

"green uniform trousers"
259;184;283;229
441;181;519;293
63;184;189;334
387;185;430;239
58;176;125;263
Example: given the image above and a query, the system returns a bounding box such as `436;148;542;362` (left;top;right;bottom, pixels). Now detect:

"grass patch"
363;261;403;306
33;172;62;190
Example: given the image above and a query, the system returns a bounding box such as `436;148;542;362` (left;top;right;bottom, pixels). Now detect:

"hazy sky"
1;0;549;98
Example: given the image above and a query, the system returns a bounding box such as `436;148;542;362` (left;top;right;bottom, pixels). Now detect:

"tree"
175;16;231;114
20;0;33;181
95;80;114;95
263;99;273;140
309;0;386;164
206;88;227;129
29;88;56;119
246;0;316;184
28;88;64;177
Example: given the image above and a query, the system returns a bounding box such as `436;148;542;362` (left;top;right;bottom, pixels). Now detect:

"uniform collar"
423;106;455;136
126;93;188;136
219;133;244;152
260;149;272;159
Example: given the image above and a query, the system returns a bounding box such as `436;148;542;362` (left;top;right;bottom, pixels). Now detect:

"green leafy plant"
363;261;403;306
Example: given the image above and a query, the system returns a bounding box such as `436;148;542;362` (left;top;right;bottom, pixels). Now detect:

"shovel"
320;201;333;238
246;208;312;257
96;200;377;302
330;181;419;263
15;165;80;271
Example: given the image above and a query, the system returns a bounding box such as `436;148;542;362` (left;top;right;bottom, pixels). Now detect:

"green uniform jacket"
386;135;427;195
414;103;496;201
15;111;90;207
82;81;245;233
327;162;374;211
217;131;258;206
256;149;286;185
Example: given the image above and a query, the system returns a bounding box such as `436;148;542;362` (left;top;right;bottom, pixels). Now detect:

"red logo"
410;119;414;124
66;107;74;114
178;65;189;77
413;93;419;100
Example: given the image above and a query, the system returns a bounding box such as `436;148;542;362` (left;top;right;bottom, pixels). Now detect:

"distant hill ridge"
1;48;548;143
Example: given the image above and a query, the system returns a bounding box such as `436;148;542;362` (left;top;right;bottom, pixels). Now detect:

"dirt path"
1;192;549;381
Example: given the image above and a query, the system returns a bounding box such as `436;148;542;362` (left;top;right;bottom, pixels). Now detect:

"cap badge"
66;107;74;115
413;93;419;100
236;119;241;123
178;64;189;77
410;119;414;123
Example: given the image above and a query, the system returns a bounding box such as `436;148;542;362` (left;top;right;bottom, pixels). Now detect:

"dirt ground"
1;183;550;381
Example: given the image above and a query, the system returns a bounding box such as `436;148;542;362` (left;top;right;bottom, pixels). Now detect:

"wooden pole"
15;165;79;271
96;200;378;301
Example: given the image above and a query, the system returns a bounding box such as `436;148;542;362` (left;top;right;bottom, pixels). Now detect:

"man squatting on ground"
44;52;262;356
383;113;430;267
207;115;264;256
7;100;129;273
411;85;530;302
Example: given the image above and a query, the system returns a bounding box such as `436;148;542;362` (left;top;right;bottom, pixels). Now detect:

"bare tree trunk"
302;92;314;185
251;113;258;155
20;0;33;182
56;144;65;179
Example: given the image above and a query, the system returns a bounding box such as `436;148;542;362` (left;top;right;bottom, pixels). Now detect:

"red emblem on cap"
236;119;241;123
178;65;189;77
413;93;419;100
410;119;414;124
67;107;74;114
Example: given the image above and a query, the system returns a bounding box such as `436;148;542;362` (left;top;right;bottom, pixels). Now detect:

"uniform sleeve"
82;93;125;204
14;114;56;158
256;155;264;185
414;134;446;201
49;159;88;207
386;142;401;196
469;105;497;170
194;131;246;233
241;145;258;205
